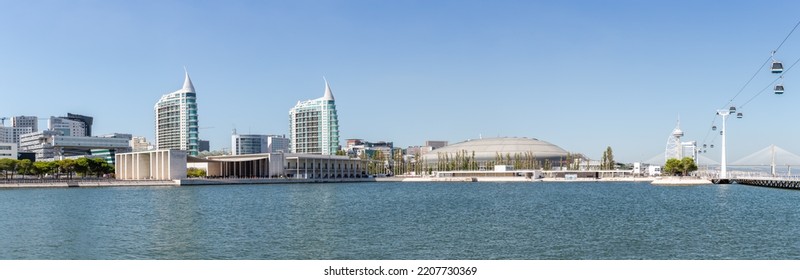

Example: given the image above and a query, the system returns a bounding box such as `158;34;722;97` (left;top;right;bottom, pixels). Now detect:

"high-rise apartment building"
154;70;199;156
12;116;38;132
289;79;340;155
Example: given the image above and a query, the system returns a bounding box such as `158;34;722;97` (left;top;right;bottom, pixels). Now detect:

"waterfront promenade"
0;175;714;188
0;178;378;188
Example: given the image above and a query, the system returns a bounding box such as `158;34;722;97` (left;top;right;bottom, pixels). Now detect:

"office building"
131;136;153;152
19;130;130;159
0;126;33;144
199;140;210;152
232;134;289;155
12;116;38;132
289;79;340;155
49;116;87;137
155;70;199;156
0;143;17;159
63;113;93;136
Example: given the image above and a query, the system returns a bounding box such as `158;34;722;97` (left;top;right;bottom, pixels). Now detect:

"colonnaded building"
288;79;340;155
155;70;199;156
115;150;368;180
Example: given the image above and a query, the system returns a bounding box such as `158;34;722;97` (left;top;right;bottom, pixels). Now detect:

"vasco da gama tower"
289;79;340;155
154;70;199;156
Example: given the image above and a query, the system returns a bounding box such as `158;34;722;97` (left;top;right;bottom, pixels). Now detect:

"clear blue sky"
2;0;800;163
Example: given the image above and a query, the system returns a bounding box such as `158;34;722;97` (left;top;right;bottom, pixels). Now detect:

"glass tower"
154;70;199;156
289;79;340;155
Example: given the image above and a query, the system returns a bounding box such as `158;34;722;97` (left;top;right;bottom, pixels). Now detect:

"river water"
1;181;798;259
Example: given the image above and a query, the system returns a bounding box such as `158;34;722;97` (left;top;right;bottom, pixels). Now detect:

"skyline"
3;1;800;163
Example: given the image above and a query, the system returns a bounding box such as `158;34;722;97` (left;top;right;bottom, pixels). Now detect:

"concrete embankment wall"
177;178;376;186
0;180;177;188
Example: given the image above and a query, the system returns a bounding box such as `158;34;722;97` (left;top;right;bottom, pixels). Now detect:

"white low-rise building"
0;143;17;159
117;150;369;180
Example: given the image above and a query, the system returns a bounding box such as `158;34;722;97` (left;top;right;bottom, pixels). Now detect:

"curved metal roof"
421;137;569;162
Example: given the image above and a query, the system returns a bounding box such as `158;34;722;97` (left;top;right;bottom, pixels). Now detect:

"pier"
732;177;800;190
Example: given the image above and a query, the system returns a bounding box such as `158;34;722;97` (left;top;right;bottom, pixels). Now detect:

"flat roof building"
0;143;17;159
116;150;368;180
12;116;38;133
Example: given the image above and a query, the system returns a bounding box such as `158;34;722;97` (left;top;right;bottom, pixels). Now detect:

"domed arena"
421;137;570;167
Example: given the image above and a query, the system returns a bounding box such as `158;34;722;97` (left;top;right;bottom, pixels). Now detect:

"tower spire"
322;77;334;101
182;67;195;93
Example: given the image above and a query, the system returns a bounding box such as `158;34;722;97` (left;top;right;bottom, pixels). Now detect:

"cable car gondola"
711;144;714;148
775;84;784;94
737;112;743;119
772;61;784;74
703;144;707;148
729;106;736;113
712;126;717;131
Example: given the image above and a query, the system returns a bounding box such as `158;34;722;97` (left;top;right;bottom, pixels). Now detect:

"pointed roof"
322;77;334;101
182;69;195;93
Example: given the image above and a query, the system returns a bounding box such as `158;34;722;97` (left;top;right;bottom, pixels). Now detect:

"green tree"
89;158;107;177
663;158;681;175
32;161;52;178
187;167;207;177
663;157;697;176
680;157;698;176
74;158;90;178
17;159;32;176
57;159;76;179
601;146;615;170
0;158;17;179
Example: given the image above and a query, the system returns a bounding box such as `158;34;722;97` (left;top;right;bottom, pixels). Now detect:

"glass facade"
154;73;199;156
289;83;340;155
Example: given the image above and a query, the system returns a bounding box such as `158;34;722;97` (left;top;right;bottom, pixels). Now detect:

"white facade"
116;150;187;180
115;150;368;180
19;130;130;159
0;126;32;144
289;79;340;155
155;70;199;156
131;136;153;152
48;117;87;137
648;166;662;176
12;116;38;132
0;143;17;159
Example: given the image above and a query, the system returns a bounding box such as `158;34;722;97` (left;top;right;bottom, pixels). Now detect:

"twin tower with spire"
154;69;340;156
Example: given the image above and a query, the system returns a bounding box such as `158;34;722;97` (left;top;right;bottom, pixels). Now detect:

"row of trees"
345;146;625;176
0;158;114;180
663;157;698;176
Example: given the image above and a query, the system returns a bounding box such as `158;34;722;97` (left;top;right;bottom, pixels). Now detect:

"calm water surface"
1;182;799;259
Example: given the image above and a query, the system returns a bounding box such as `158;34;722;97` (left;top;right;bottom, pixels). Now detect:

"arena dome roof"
421;137;569;163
